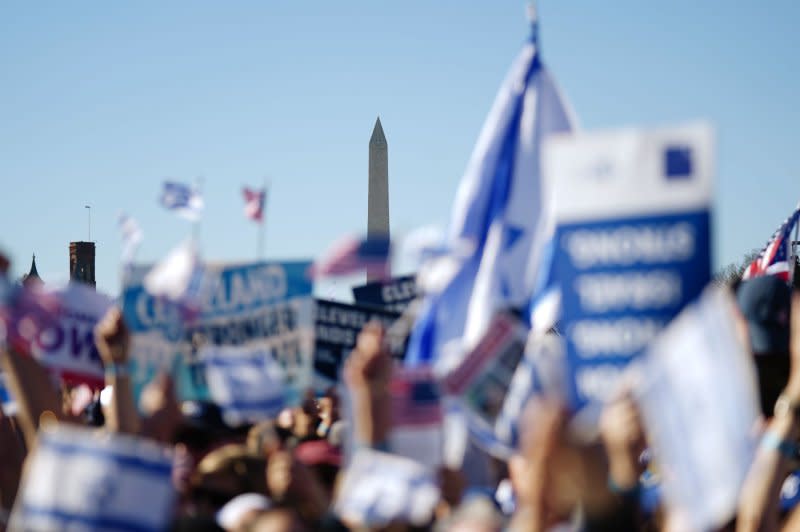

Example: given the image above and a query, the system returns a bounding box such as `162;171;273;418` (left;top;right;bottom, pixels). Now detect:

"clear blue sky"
1;2;798;296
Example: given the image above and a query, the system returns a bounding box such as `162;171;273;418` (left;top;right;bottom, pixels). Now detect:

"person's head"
190;444;268;514
293;440;341;497
736;276;793;416
246;421;281;457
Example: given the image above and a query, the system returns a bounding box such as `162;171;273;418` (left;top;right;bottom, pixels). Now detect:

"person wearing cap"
736;276;793;418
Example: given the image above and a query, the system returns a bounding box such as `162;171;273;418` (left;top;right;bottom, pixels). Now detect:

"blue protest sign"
543;123;714;409
122;260;314;404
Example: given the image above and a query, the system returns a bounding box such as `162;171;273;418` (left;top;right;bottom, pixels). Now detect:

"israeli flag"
406;18;575;368
160;181;204;221
201;344;287;426
11;425;175;532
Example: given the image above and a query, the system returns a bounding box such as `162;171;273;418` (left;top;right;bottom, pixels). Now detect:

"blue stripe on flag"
39;438;173;477
21;505;161;532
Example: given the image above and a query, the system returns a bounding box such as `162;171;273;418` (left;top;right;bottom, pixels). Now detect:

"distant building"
21;254;43;287
69;241;96;288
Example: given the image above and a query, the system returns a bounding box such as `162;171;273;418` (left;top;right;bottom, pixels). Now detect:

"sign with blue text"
122;260;314;403
544;123;714;409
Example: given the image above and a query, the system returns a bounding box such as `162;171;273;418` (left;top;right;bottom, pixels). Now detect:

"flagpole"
193;177;204;251
257;178;269;261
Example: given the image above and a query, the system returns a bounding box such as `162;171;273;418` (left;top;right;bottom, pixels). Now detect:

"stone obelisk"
368;117;390;282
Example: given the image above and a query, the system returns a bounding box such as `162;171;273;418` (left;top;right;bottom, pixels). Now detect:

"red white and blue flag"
307;234;391;279
242;187;267;222
390;368;443;427
742;204;800;282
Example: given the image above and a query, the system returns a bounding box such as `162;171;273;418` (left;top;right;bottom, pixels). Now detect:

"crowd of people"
0;252;799;532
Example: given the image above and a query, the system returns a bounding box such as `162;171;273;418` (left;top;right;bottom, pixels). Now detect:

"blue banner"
122;260;313;403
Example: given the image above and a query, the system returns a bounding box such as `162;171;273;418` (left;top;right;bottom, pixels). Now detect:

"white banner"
30;283;113;387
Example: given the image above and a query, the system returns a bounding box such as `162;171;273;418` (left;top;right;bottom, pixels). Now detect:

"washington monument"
368;116;390;281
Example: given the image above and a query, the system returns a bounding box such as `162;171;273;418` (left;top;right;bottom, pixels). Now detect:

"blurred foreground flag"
160;181;204;221
406;16;575;367
308;234;391;279
117;212;143;265
144;240;208;311
242;186;267;222
11;424;175;532
742;203;800;282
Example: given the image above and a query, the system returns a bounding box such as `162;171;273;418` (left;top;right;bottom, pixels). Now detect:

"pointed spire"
370;116;387;148
29;254;39;278
23;253;42;286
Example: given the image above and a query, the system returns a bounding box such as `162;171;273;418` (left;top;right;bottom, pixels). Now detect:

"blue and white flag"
11;424;175;532
335;448;440;528
405;20;575;369
160;181;204;221
201;344;288;426
144;239;209;312
117;212;143;266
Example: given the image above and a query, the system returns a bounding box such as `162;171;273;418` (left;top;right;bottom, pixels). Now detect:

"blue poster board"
121;260;313;404
543;123;714;409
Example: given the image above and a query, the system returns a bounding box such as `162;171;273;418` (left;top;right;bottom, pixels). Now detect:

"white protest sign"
29;283;113;387
635;286;760;532
201;344;287;426
335;448;440;528
11;424;175;532
545;122;714;409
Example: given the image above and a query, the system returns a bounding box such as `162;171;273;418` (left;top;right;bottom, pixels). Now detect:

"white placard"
635;286;760;531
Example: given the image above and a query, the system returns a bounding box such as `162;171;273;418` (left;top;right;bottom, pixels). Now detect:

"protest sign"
389;367;443;469
635;287;759;531
313;299;401;388
352;274;416;312
122;260;313;403
335;447;440;528
11;424;175;532
544;123;714;408
440;312;528;459
201;344;287;426
28;283;113;388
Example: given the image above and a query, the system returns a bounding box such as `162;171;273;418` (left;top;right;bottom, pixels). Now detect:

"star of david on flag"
159;181;204;221
405;16;576;368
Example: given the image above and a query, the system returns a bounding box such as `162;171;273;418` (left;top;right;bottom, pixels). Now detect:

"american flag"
242;187;267;222
742;205;800;282
390;368;443;427
307;234;391;279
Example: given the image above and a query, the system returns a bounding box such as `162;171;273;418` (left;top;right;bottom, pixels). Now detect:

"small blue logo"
664;146;693;179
